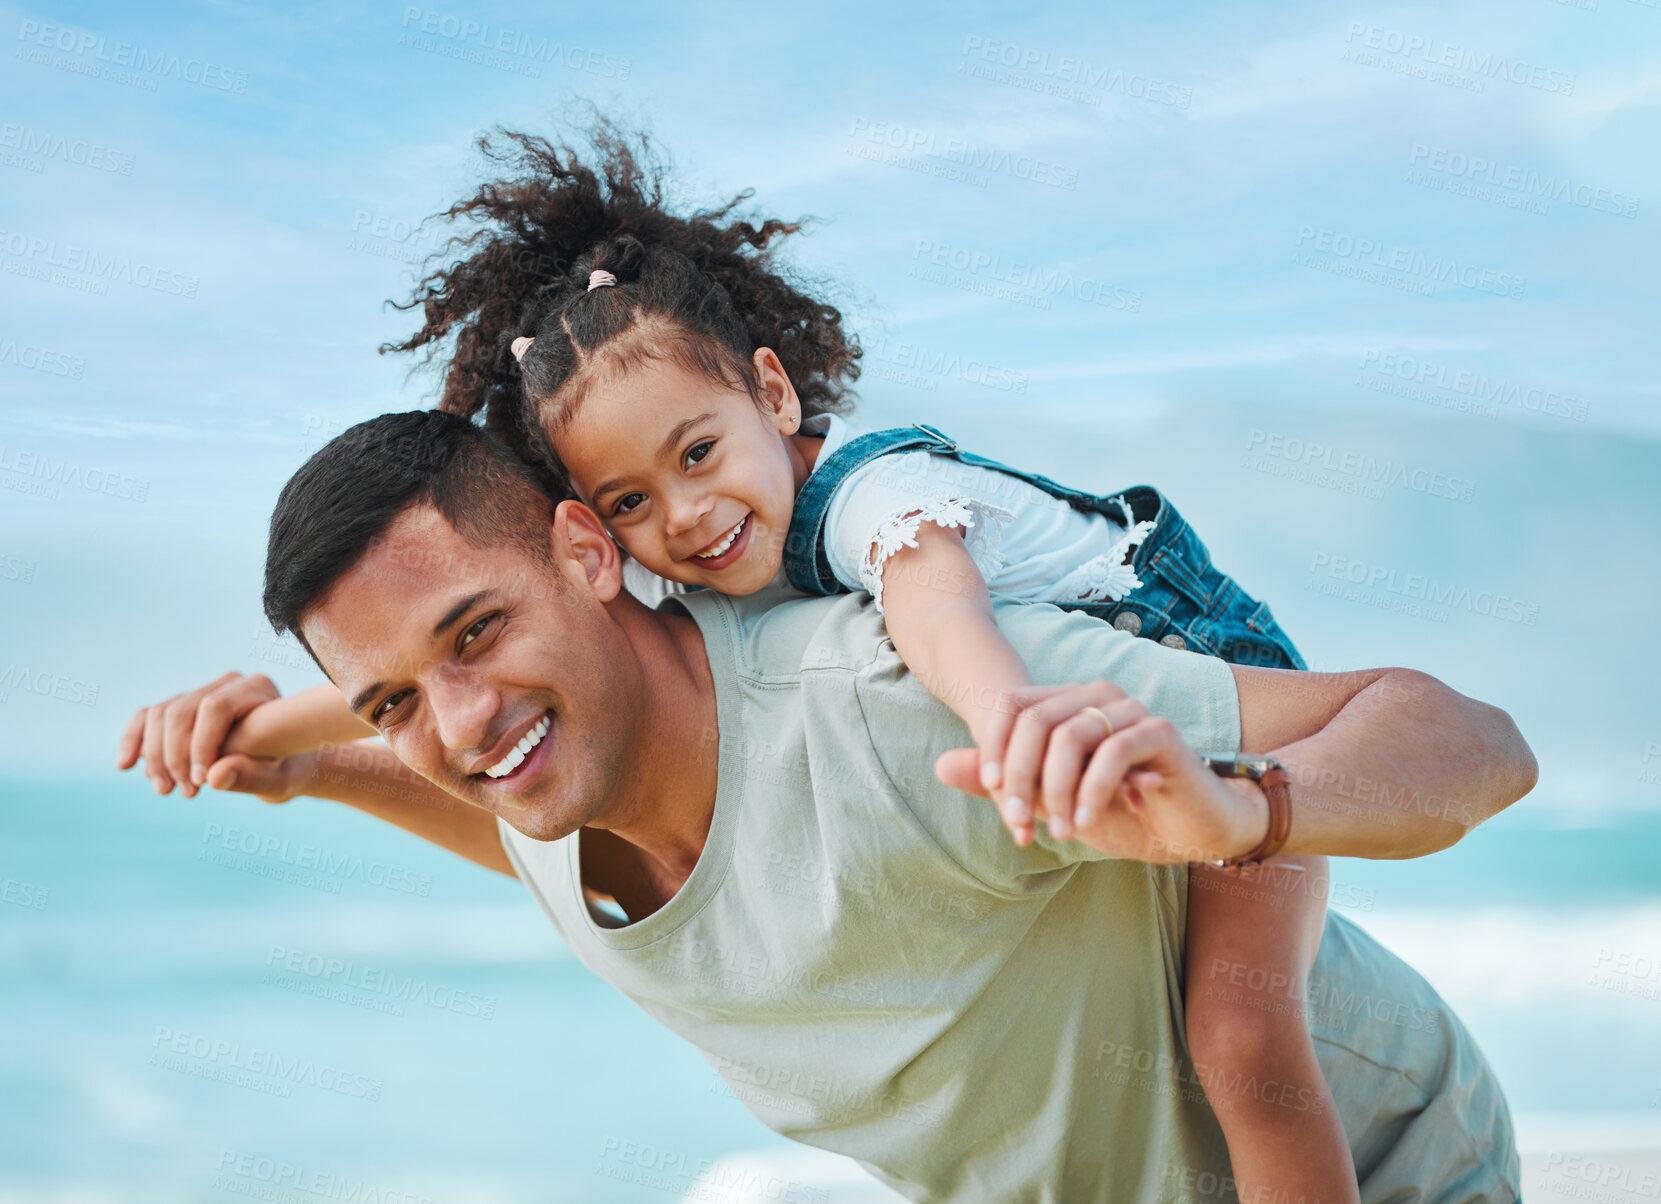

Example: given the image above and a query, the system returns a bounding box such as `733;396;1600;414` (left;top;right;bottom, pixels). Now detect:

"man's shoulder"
674;589;1240;726
670;586;893;683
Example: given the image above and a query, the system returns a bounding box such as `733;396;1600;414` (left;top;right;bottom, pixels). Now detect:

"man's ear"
554;499;624;601
753;346;802;433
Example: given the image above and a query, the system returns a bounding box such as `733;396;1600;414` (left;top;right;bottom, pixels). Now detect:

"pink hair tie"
510;336;535;363
588;269;618;291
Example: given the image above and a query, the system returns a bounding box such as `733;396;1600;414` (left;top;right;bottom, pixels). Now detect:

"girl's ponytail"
383;116;860;489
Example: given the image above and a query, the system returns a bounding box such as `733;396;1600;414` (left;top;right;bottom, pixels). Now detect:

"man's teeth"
695;516;747;559
485;714;550;779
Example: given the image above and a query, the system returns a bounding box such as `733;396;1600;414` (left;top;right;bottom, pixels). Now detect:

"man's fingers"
1069;700;1149;828
116;707;147;770
205;753;284;800
1077;718;1169;807
1077;718;1190;857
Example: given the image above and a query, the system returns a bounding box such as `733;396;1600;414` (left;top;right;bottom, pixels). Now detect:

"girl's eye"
685;440;714;468
614;492;647;515
373;689;411;724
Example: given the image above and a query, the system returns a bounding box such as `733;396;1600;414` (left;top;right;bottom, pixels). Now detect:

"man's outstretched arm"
1233;664;1537;859
206;739;516;878
937;665;1536;863
118;670;514;876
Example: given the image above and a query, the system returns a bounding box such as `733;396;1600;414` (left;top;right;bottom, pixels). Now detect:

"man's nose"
427;669;498;757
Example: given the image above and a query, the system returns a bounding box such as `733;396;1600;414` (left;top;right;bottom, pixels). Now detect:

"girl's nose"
663;489;714;538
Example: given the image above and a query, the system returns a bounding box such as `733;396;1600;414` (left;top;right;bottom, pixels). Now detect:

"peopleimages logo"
957;35;1191;109
1246;430;1476;503
1294;225;1525;298
0;444;150;503
0;228;198;298
910;239;1142;311
1342;22;1576;95
15;19;249;93
397;9;631;78
1307;552;1540;627
1408;144;1638;218
848;118;1080;190
1357;350;1588;423
0;339;85;379
0;123;135;174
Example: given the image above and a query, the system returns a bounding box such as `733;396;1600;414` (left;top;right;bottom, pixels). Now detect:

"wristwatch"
1201;755;1292;871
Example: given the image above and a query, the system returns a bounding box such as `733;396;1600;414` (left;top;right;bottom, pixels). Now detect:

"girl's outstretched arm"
877;521;1040;836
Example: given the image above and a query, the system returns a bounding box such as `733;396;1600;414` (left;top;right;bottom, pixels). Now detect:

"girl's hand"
941;688;1268;863
972;681;1160;845
117;671;281;798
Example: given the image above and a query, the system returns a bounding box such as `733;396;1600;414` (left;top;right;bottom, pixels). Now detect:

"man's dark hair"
263;410;559;644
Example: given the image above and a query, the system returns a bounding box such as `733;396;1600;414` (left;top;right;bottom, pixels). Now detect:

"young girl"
221;127;1355;1200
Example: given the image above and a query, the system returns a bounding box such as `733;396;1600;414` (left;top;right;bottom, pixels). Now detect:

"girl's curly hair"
382;117;861;495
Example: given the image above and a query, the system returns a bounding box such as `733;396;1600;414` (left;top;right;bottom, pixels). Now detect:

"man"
122;411;1536;1202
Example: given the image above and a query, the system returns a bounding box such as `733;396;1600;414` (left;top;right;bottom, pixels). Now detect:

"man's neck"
580;593;721;916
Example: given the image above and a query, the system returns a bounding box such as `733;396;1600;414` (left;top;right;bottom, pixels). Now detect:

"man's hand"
200;748;317;806
971;681;1157;844
116;671;281;798
938;682;1269;863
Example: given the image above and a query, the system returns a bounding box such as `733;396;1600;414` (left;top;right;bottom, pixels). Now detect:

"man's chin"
487;791;582;843
460;772;583;844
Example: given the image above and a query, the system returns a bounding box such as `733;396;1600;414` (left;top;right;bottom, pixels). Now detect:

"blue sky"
1;0;1658;814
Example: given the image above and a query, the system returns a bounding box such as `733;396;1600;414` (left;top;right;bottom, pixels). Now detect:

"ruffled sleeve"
821;451;1017;612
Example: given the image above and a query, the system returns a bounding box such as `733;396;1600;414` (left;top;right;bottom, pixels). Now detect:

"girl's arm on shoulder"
878;521;1033;777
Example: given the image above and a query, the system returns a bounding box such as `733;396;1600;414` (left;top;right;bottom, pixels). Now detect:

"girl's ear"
753;346;802;434
553;499;624;602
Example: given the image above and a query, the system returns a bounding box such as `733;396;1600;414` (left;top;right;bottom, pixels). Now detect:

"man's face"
299;503;640;841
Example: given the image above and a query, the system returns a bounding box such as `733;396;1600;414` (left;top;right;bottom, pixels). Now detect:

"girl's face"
552;347;818;596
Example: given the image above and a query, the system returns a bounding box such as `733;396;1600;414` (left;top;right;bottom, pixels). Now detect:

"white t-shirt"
803;414;1153;612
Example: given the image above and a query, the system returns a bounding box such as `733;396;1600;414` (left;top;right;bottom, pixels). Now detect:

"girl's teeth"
486;714;550;779
697;516;746;559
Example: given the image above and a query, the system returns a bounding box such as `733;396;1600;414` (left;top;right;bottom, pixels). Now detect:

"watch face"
1204;755;1283;779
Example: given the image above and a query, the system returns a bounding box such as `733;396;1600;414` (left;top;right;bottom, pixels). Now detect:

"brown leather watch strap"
1218;766;1292;872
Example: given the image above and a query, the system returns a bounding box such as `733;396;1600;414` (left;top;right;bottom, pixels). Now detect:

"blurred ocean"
3;773;1658;1201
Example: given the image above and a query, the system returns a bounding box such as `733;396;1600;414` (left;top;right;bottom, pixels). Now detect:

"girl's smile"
690;513;752;569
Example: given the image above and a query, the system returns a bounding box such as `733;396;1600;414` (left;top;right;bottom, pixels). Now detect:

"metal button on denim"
1160;633;1187;650
1112;612;1142;635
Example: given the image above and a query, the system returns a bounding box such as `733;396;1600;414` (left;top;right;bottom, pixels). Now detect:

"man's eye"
615;492;647;515
685;440;714;467
460;614;495;648
373;690;411;723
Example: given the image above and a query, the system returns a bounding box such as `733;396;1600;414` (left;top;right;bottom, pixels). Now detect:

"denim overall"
783;424;1305;671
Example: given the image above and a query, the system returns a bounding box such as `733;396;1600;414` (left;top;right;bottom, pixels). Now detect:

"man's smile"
475;709;553;783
